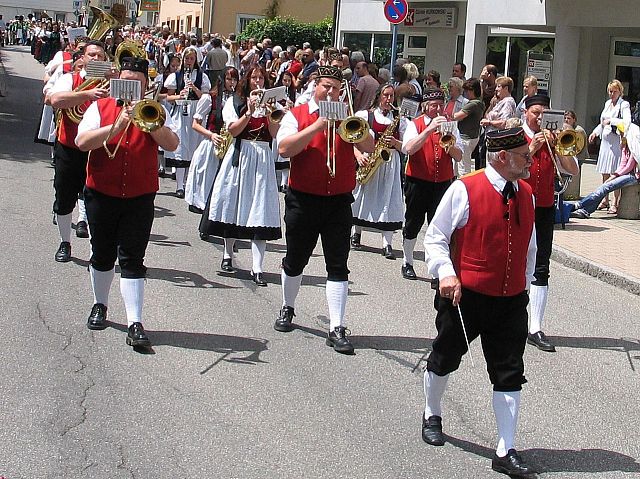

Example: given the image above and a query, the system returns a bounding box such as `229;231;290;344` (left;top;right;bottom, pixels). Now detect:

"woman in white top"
351;83;406;259
207;65;281;286
163;47;211;197
185;66;239;213
588;79;632;212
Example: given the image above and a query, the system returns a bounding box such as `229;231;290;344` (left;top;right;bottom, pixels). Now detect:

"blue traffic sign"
383;0;408;25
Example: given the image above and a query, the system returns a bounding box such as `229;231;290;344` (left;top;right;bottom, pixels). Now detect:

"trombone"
103;83;166;159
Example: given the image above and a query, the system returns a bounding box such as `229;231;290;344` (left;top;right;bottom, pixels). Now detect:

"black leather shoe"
87;303;108;330
382;245;396;260
326;327;354;354
176;189;185;199
492;449;537;478
251;271;267;287
401;263;417;280
126;322;151;348
220;258;235;273
55;241;71;262
527;331;556;352
199;231;209;240
350;233;362;249
274;306;295;332
158;167;165;177
75;221;89;238
421;415;445;446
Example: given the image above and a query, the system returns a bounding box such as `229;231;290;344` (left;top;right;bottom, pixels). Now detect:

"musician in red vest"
422;128;538;478
522;94;578;353
401;88;463;280
49;40;110;263
274;65;374;354
75;57;179;349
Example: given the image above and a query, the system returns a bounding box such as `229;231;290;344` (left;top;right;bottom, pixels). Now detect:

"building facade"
335;0;640;134
159;0;332;37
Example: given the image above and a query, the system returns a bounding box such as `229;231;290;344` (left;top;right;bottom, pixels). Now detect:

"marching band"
33;9;599;477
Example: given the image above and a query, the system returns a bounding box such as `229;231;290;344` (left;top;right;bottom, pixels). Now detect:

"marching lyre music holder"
399;98;420;119
109;79;142;102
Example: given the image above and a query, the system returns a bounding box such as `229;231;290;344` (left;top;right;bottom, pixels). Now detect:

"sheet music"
399;98;420;119
110;79;142;102
319;101;348;121
85;61;114;79
541;109;566;132
258;86;288;106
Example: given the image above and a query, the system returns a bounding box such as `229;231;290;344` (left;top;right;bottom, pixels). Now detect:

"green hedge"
238;16;333;50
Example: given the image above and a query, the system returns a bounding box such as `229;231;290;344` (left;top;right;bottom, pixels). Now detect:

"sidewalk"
552;162;640;295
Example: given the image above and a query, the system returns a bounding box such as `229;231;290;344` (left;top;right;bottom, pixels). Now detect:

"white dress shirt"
402;114;464;155
424;163;537;288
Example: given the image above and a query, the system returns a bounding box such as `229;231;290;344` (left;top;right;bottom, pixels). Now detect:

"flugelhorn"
438;121;458;152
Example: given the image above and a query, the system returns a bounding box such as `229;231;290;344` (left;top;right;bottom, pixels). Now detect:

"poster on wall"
527;51;553;95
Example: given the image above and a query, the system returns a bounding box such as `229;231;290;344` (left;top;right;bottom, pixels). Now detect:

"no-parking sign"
384;0;408;25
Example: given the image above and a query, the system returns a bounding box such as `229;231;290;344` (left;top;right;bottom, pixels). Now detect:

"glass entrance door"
610;38;640;110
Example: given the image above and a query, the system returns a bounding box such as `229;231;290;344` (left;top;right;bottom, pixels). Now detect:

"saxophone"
356;112;400;185
215;124;233;159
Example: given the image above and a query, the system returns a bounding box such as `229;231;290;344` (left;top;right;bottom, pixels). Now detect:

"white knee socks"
223;238;236;260
57;213;72;243
529;285;548;334
493;390;521;457
423;371;450;418
326;280;348;330
382;231;393;248
282;270;303;309
90;266;114;306
251;240;266;273
352;225;362;235
120;278;145;326
77;198;87;223
175;167;186;190
403;237;417;265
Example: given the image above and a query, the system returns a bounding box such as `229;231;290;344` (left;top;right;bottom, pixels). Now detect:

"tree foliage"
238;16;333;50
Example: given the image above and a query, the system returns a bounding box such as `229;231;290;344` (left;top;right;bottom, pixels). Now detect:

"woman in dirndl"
185;66;239;214
163;47;211;197
207;65;281;286
350;83;407;260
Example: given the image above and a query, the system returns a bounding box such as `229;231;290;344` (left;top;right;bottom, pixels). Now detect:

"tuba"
114;40;147;71
356;109;400;185
87;6;119;42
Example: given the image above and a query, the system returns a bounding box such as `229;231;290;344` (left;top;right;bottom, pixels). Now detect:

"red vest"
452;172;535;297
406;115;455;183
57;72;92;148
370;111;399;141
524;134;555;207
86;98;159;198
288;103;357;196
62;51;73;73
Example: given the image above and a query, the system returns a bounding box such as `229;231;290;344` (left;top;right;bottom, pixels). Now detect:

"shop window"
614;41;640;58
343;32;373;61
456;36;465;64
372;33;404;67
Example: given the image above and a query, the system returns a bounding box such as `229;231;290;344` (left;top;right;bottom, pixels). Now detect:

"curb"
551;244;640;296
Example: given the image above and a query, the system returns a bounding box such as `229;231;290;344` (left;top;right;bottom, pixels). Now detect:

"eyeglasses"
509;151;531;162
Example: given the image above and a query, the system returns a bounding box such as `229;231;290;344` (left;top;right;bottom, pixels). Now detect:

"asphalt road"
0;45;639;479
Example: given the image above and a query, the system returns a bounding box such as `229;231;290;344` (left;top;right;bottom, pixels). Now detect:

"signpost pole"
390;23;398;69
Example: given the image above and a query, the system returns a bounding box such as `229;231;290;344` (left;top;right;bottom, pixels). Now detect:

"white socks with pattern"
326;280;348;330
402;237;417;266
77;198;87;223
251;240;266;274
57;213;72;243
382;231;393;248
223;238;235;260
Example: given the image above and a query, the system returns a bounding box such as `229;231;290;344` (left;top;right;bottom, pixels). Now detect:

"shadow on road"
446;435;640;474
109;322;269;369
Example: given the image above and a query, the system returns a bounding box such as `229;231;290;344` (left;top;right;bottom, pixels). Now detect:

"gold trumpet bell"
131;99;166;132
556;129;585;157
88;6;120;41
337;116;370;144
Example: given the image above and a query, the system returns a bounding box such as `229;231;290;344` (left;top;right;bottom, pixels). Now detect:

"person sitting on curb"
570;122;640;218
